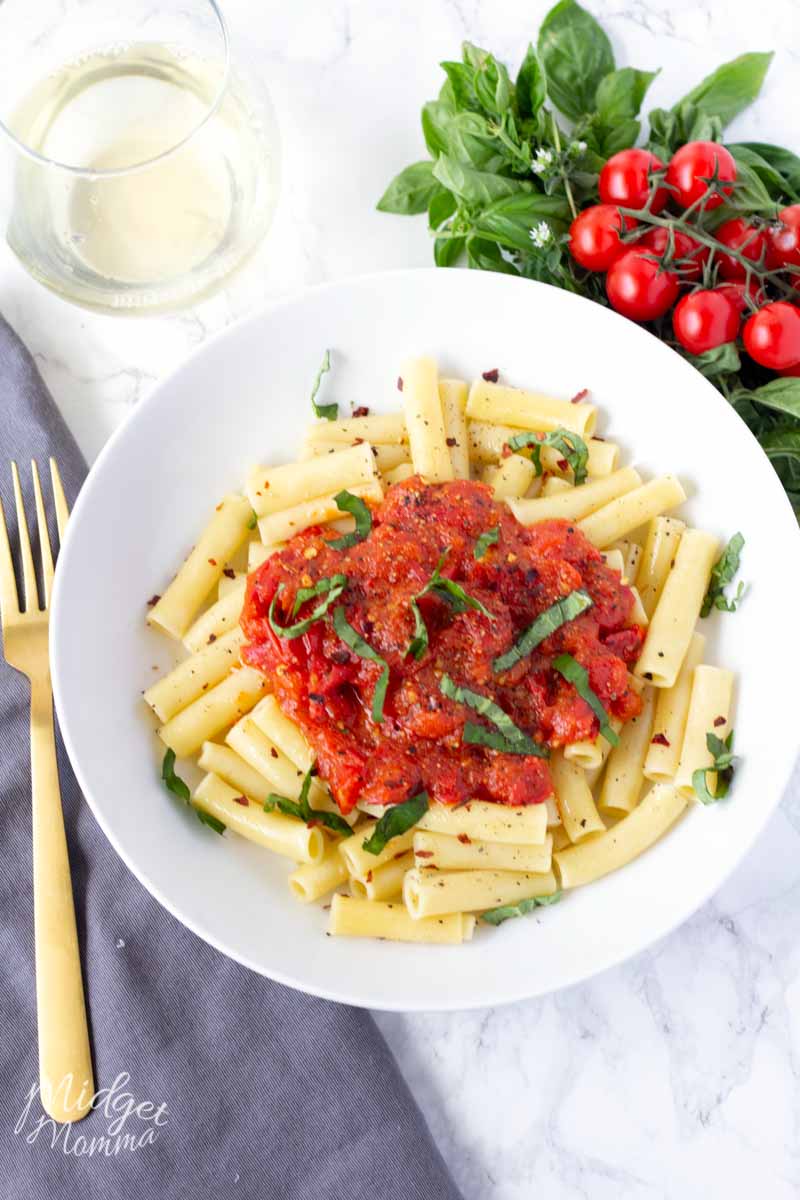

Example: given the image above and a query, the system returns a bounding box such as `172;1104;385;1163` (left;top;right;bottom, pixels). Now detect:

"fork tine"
31;460;55;609
11;462;39;613
0;495;20;623
49;458;70;543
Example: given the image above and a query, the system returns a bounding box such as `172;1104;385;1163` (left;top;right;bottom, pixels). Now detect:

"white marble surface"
5;0;800;1195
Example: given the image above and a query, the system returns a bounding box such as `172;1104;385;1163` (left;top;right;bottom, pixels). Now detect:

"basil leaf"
264;766;351;835
310;350;337;421
725;144;800;202
692;730;737;804
493;589;593;673
405;549;495;661
377;161;440;215
332;606;390;723
247;509;258;531
466;237;520;275
701;533;745;617
473;192;571;253
507;427;589;486
463;722;548;756
362;792;430;856
162;749;226;834
435;235;466;268
731;142;800;198
684;343;741;380
327;490;373;551
433;156;531;208
677;52;773;130
440;60;481;111
481;889;563;926
758;427;800;470
440;674;550;758
552;653;618;746
474;526;499;560
537;0;615;121
472;50;513;117
268;575;348;639
515;44;547;119
748;378;800;422
428;187;458;231
595;67;657;125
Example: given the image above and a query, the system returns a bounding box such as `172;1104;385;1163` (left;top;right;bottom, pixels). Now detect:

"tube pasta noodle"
328;895;475;944
635;528;718;688
510;467;641;526
644;633;705;783
578;475;687;549
550;753;605;843
674;666;734;798
351;852;414;902
184;579;247;652
636;516;686;618
159;666;268;758
142;353;740;953
193;774;325;863
144;628;244;723
148;494;253;639
466;379;597;436
555;784;687;888
413;831;553;874
439;378;470;479
402;356;454;483
247;442;378;517
257;479;383;543
598;688;656;817
404;867;558;919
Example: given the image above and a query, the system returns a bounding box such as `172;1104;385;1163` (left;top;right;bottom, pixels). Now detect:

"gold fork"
0;460;93;1123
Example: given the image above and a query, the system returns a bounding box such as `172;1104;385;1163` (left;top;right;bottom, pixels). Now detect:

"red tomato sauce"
241;477;643;813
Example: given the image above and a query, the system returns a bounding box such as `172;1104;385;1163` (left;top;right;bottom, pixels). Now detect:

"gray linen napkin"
0;316;463;1200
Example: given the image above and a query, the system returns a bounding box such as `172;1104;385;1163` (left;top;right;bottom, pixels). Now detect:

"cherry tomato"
605;250;680;321
638;227;709;280
568;205;634;272
767;204;800;270
778;362;800;377
714;218;768;281
743;302;800;370
665;141;737;211
716;279;766;314
672;289;740;355
598;149;668;213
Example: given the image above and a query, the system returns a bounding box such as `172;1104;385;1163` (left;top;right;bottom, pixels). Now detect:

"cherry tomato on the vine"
638;227;709;281
605;250;680;321
598;149;668;213
672;289;741;355
717;279;766;314
568;204;634;272
665;141;737;211
778;361;800;378
743;301;800;370
767;205;800;270
714;218;768;281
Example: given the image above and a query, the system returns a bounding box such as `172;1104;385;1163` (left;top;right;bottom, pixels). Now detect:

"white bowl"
51;268;800;1010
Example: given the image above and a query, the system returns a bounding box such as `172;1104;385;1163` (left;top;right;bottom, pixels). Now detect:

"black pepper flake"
309;692;325;704
446;437;458;447
714;716;726;727
146;594;161;607
207;633;217;644
223;567;236;579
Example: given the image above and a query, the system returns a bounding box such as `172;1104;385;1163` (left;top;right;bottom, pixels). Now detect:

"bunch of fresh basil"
378;0;800;515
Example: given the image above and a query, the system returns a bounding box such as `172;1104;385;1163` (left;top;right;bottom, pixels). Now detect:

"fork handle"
30;679;94;1122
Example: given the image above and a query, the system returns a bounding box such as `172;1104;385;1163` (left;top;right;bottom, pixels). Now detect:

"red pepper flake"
457;833;471;845
482;368;499;383
223;567;236;579
446;436;457;447
557;458;569;471
571;388;589;404
397;376;404;391
207;633;217;644
501;443;512;459
270;748;278;758
215;503;223;512
208;558;217;566
651;733;670;747
415;850;434;859
146;594;161;608
352;436;365;445
353;406;370;418
714;716;726;727
365;870;373;883
233;794;249;807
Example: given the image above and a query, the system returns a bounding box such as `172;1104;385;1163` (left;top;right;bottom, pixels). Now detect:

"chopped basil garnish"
362;792;430;856
692;730;737;804
268;575;347;639
327;490;373;551
161;748;225;835
332;605;389;723
493;589;593;673
264;764;351;835
481;889;563;926
507;427;589;486
552;653;619;746
406;549;495;661
439;675;549;758
310;349;337;421
474;526;499;560
247;509;258;531
701;533;745;617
